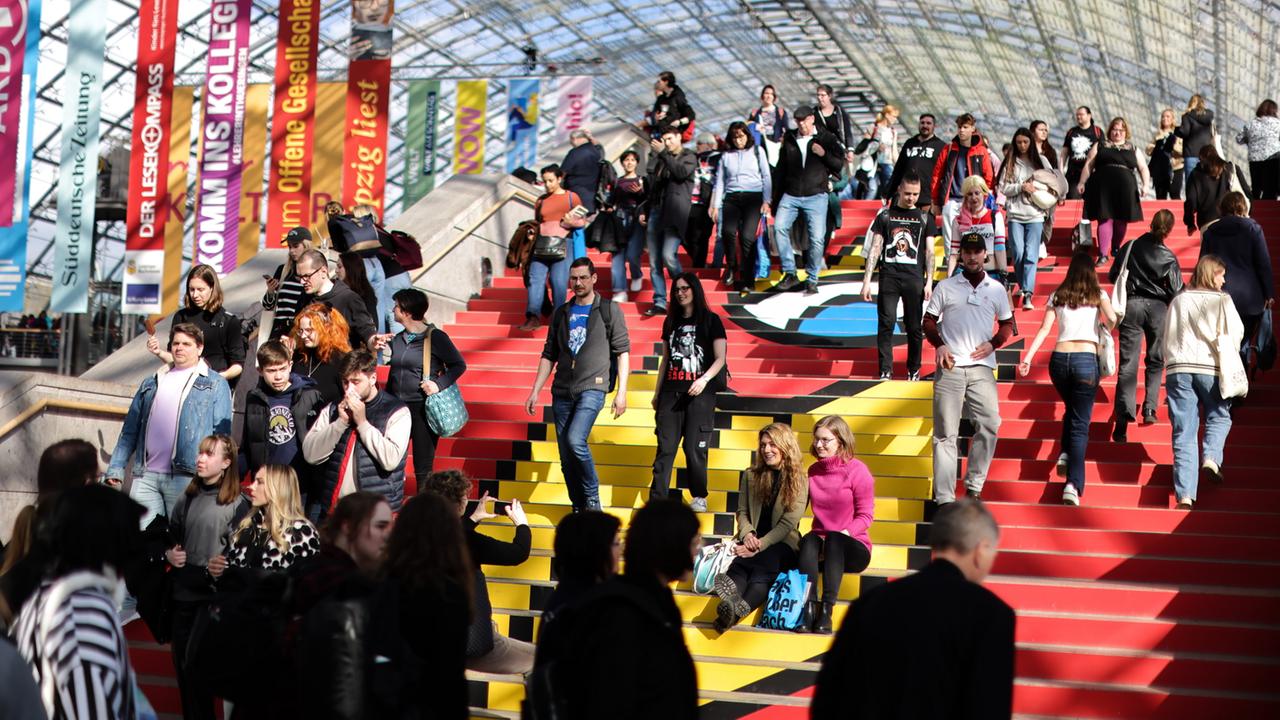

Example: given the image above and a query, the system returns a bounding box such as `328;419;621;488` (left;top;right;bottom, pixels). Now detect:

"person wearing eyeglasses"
293;249;379;353
286;303;353;406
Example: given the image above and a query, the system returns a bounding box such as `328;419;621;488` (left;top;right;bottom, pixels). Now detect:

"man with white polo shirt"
923;232;1014;504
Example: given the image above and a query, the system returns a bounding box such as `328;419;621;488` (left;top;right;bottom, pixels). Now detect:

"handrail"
0;398;127;441
412;187;540;280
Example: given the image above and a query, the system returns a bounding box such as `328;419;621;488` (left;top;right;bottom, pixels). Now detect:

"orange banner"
265;0;319;246
340;59;390;216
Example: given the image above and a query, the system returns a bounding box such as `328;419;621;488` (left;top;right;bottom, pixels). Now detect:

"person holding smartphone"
924;233;1014;505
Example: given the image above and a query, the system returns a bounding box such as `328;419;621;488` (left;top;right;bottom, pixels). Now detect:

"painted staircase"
128;200;1280;719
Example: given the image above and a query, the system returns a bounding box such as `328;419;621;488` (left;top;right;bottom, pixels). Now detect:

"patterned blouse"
227;510;320;570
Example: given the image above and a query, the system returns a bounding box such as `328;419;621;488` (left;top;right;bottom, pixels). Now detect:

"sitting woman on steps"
1019;251;1117;506
797;416;874;633
713;422;809;632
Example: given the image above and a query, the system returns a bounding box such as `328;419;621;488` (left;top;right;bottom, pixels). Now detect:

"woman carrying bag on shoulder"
386;288;467;487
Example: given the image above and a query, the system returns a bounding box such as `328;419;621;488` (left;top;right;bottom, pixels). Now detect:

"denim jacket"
106;360;232;479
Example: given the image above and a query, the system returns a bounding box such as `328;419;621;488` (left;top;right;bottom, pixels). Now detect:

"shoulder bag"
1097;319;1118;377
1111;242;1135;322
423;326;469;436
1214;296;1249;398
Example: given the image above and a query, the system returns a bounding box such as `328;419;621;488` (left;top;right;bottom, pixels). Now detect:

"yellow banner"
452;80;487;175
163;86;194;314
238;83;269;265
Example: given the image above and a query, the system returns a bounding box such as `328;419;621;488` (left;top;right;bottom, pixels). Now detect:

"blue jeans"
1008;220;1044;294
1183;156;1200;190
773;193;827;282
645;207;683;309
381;271;412;335
612;211;645;293
1166;372;1232;501
552;390;606;511
526;256;569;318
130;470;192;528
1049;352;1100;494
869;162;893;199
361;257;387;333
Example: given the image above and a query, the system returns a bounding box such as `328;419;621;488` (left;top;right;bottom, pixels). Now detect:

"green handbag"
423;326;469;437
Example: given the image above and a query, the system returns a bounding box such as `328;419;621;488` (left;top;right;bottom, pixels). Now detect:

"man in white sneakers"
924;232;1014;504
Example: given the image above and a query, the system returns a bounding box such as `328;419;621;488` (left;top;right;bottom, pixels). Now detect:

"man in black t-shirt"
860;173;938;380
886;114;946;205
1060;106;1103;199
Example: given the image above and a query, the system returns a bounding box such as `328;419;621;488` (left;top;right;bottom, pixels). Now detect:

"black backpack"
594;157;618;210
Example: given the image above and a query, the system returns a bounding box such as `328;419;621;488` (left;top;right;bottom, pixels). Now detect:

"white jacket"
998;155;1053;223
1163;289;1245;376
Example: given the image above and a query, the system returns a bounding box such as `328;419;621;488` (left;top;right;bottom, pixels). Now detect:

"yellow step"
519;445;933;480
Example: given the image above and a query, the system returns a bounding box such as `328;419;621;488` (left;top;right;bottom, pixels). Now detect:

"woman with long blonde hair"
712;422;809;632
859;104;900;199
288;302;352;405
228;464;319;570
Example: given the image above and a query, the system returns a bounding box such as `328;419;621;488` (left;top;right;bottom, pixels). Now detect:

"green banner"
402;79;439;208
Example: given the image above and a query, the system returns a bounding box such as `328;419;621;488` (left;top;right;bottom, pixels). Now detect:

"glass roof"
21;0;1280;285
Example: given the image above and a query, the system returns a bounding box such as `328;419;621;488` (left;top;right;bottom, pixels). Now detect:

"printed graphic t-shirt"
568;304;591;356
266;392;299;466
870;206;937;276
662;312;727;393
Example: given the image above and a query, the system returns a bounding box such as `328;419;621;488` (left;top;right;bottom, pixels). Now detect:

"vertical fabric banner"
311;82;344;226
401;79;438;208
506;78;539;173
265;0;319;246
50;0;107;313
554;75;592;145
162;86;193;314
194;0;251;276
123;0;180;315
237;83;268;264
452;80;488;175
340;0;392;215
0;0;41;312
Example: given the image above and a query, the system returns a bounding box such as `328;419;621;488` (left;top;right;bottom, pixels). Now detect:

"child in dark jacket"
241;341;323;492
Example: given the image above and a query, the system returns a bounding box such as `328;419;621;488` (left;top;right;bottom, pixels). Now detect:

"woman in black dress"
148;263;246;384
1078;117;1149;266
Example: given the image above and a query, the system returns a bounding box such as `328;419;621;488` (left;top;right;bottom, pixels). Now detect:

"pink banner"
195;0;251;275
0;0;30;227
554;75;592;145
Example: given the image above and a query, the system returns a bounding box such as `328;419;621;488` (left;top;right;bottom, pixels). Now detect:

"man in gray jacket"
525;258;631;511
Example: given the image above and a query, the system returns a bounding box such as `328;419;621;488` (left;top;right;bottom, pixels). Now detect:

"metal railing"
0;328;61;360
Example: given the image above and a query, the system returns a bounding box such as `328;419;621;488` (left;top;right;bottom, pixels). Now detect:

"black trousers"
685;204;714;268
722;191;762;290
651;389;715;500
172;599;216;720
798;531;873;603
405;397;440;488
1115;297;1167;421
1151;161;1176;200
875;271;925;375
726;543;798;612
1251;158;1280;201
1065;166;1085;199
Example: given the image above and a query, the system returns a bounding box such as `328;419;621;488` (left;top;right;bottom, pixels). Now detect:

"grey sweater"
540;295;630;398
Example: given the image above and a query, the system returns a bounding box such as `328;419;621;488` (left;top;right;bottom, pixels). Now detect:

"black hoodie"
241;372;324;475
650;85;696;136
1177;109;1216;159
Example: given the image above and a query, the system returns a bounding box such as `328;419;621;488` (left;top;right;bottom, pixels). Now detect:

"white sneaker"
612;291;627;303
630;278;643;292
1062;484;1080;506
1055;453;1068;478
690;497;707;512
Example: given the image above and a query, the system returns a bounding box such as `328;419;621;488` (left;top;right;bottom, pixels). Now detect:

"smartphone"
492;501;512;516
262;274;273;280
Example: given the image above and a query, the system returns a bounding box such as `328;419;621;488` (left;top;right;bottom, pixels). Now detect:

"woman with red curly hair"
288;303;352;405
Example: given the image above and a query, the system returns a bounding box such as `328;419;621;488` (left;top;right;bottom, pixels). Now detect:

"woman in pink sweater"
798;415;875;633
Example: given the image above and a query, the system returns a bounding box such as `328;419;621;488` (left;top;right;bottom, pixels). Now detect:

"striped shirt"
263;264;307;340
13;571;138;720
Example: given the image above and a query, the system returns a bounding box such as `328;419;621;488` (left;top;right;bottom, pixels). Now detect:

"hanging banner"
265;0;319;246
238;83;268;264
555;75;592;145
340;0;392;216
0;0;41;312
506;78;539;173
123;0;181;315
49;0;107;313
453;80;487;175
194;0;252;276
401;79;438;208
312;82;344;225
162;86;193;314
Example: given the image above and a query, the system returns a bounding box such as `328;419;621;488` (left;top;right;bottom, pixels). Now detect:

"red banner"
265;0;319;246
123;0;180;313
340;58;390;215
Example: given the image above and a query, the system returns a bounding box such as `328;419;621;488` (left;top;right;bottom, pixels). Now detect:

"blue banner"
0;0;42;312
49;0;107;313
506;78;539;173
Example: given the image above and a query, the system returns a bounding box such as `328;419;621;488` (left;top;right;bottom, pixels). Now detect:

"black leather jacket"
1111;233;1184;303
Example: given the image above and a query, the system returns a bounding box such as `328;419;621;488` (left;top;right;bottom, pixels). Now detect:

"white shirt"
1050;289;1108;343
926;273;1013;369
797;135;813;165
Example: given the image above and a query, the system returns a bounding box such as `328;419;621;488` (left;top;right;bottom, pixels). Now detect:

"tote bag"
423;327;469;436
756;569;811;631
1214;296;1249;398
1097;324;1118;377
692;540;737;595
1111;243;1135;321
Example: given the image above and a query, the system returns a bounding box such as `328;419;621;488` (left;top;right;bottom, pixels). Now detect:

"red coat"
930;133;996;207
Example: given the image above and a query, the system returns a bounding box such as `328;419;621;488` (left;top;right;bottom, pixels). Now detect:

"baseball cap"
792;104;815;121
957;232;987;251
284;227;311;245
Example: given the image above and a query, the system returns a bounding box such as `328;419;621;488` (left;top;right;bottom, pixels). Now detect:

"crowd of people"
0;70;1276;719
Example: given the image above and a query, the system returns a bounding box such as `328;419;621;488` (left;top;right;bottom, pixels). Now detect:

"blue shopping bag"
756;569;810;631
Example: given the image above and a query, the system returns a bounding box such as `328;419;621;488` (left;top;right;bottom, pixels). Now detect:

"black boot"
814;602;834;634
803;601;822;633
